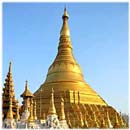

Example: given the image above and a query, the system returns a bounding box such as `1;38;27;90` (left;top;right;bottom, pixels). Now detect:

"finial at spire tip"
9;61;12;73
64;4;66;11
25;80;28;90
25;80;28;85
63;5;69;18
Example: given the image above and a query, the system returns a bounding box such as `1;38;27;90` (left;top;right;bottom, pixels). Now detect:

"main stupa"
34;8;127;128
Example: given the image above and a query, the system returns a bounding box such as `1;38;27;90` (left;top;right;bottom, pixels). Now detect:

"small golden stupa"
2;62;19;120
34;8;128;128
20;80;34;122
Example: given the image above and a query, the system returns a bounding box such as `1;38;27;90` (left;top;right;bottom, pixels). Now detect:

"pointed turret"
93;112;99;128
2;62;18;119
84;112;89;128
48;88;56;115
107;111;113;128
46;88;60;128
59;98;65;120
113;112;120;128
79;112;84;128
59;97;68;128
119;112;127;127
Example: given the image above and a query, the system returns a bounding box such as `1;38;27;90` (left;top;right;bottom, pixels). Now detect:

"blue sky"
3;2;128;114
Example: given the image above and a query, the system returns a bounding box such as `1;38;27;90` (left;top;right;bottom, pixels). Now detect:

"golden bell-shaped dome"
34;8;107;119
45;7;85;87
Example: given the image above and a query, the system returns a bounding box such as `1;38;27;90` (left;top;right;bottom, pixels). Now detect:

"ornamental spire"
93;112;99;128
3;62;18;120
25;80;28;90
59;98;65;120
107;111;113;128
48;88;56;115
9;61;12;73
60;7;70;37
63;6;69;18
113;112;120;128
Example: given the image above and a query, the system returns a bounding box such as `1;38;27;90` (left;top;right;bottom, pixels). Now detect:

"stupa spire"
2;62;18;120
25;80;28;90
116;113;119;123
46;7;85;84
107;111;113;128
60;7;70;36
113;112;120;128
93;112;99;128
59;98;65;120
9;61;12;73
48;88;56;115
79;112;84;127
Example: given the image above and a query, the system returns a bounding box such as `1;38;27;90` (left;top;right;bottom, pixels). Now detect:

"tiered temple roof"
2;62;18;119
21;80;34;98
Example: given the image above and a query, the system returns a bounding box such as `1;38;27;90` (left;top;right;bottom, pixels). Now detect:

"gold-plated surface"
2;62;18;119
48;88;56;115
113;113;120;128
107;111;113;128
59;98;65;120
60;7;70;36
34;8;107;119
33;8;128;128
21;80;34;97
28;99;34;122
15;101;20;121
6;96;13;119
20;81;35;121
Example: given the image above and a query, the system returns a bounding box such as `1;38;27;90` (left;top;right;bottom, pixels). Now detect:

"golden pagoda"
20;80;34;121
48;88;57;115
59;98;65;121
21;81;34;109
2;62;18;120
33;8;127;128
